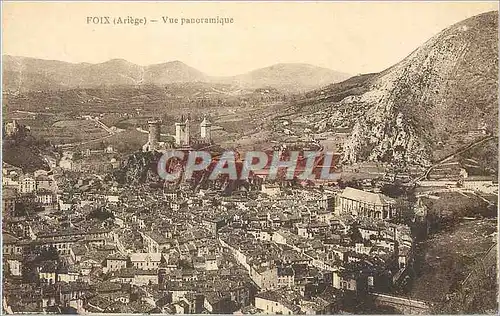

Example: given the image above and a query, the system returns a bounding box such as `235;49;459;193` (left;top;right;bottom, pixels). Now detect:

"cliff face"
112;151;163;185
335;11;498;166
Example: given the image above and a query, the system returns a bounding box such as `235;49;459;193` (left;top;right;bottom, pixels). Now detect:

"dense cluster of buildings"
4;117;494;314
2;146;418;314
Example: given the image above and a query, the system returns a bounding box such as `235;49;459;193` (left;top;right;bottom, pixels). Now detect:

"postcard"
2;1;498;314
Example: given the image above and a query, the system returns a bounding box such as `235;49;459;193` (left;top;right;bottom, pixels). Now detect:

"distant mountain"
2;56;349;92
2;56;208;91
220;63;351;92
144;60;209;84
279;11;498;167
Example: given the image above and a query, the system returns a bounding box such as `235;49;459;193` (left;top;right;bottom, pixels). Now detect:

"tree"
126;257;133;268
392;197;415;225
97;141;106;151
381;182;405;198
87;207;115;221
349;225;363;244
73;151;82;161
3;262;12;278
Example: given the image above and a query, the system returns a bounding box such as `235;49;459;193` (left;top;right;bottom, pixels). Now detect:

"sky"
2;1;498;76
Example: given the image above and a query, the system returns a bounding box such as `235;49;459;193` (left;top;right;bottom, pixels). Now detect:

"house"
4;254;23;276
277;267;295;288
35;174;54;191
96;281;123;296
202;217;228;236
255;290;301;315
103;254;128;273
59;199;73;211
80;258;101;276
203;292;234;314
358;225;380;240
18;176;36;193
250;264;278;290
355;241;373;255
59;158;73;171
2;173;19;189
317;208;335;223
461;175;497;194
261;184;281;197
3;233;23;255
58;282;89;311
296;224;311;239
205;255;218;271
110;268;135;284
70;244;87;263
193;254;218;271
130;253;163;270
330;245;349;262
2;162;22;176
397;246;411;269
140;231;171;253
2;188;17;217
57;266;80;282
335;187;396;219
299;296;337;315
106;195;119;203
35;236;81;255
134;269;158;286
36;189;55;205
39;262;58;284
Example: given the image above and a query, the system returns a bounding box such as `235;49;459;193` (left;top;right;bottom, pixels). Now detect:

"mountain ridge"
2;55;350;92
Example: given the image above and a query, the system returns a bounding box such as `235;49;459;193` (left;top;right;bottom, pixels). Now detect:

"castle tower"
200;116;212;141
183;116;190;146
175;115;185;146
147;120;161;150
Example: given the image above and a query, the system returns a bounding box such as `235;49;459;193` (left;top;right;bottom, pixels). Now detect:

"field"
3;85;289;153
44;120;109;144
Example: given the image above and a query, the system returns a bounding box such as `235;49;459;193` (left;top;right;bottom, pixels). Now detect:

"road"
461;242;497;287
13;110;56;116
415;135;496;182
135;127;173;137
91;117;115;134
55;118;120;149
55;134;115;149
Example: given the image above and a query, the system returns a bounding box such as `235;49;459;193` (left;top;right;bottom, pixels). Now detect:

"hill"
2;57;349;93
2;126;52;173
2;56;208;91
223;63;351;92
278;11;498;167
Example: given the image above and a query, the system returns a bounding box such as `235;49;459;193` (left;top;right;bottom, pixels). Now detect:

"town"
2;115;496;314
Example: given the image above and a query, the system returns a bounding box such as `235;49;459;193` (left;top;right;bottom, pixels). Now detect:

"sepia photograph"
1;1;498;314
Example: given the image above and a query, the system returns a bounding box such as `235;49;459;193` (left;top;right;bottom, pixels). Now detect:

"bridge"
370;292;431;314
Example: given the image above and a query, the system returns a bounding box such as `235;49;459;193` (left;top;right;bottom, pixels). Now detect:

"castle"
142;115;213;152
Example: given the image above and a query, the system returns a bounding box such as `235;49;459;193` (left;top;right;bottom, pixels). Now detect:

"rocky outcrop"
112;151;163;185
339;11;498;166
